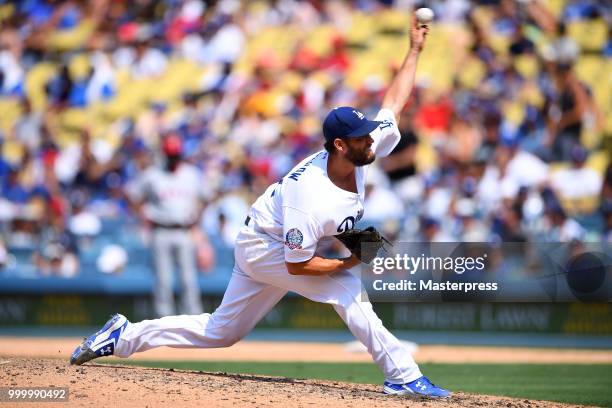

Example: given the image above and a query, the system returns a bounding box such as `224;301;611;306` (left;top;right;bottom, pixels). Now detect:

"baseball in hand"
415;7;434;23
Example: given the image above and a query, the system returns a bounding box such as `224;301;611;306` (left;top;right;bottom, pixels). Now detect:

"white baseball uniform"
115;108;422;384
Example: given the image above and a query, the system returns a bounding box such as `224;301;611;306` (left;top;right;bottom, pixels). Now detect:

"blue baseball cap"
322;106;381;142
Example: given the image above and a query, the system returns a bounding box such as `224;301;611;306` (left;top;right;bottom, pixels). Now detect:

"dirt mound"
0;358;584;407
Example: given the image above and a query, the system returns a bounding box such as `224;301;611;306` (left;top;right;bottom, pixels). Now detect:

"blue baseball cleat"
383;376;452;398
70;314;129;365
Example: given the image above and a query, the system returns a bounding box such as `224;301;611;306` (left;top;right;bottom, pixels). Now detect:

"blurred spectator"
67;193;102;239
551;145;602;200
451;176;489;242
54;129;112;187
33;203;79;278
445;112;482;163
33;242;79;278
85;52;116;104
202;193;250;248
422;175;453;222
362;167;404;226
0;238;8;270
502;136;550;190
603;201;612;243
45;63;74;109
379;118;421;203
419;216;452;242
602;164;612;242
1;167;30;204
517;104;548;160
601;163;612;205
135;101;173;148
545;62;590;161
130;38;168;80
543;201;586;243
0;37;24;96
96;244;128;274
474;110;502;165
491;199;528;243
13;99;43;152
477;136;549;212
181;12;245;65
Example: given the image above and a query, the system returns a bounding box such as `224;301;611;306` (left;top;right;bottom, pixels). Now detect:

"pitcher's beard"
346;148;375;166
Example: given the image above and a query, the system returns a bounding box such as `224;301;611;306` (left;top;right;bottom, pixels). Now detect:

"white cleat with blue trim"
383;376;452;398
70;314;129;365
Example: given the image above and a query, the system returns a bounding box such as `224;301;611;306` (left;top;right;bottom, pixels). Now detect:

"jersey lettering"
287;152;326;182
337;216;356;233
271;179;283;197
356;208;364;221
379;120;393;130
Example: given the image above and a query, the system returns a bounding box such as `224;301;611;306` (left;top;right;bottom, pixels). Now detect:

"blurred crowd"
0;0;610;278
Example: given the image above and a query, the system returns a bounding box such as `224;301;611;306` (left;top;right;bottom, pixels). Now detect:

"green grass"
104;360;612;407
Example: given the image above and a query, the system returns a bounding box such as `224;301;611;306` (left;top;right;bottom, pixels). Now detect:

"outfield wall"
1;293;611;336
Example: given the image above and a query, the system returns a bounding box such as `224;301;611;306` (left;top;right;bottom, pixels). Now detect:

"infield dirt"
2;338;610;407
0;357;591;408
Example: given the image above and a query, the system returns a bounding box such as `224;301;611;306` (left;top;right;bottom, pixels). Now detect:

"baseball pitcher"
71;15;450;398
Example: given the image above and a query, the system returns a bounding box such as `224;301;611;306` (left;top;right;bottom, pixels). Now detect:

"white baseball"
415;7;434;23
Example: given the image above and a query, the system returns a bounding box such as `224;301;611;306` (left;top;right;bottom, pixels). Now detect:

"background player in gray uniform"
72;15;450;398
126;134;207;317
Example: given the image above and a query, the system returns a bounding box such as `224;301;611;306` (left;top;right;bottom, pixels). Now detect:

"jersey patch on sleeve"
285;228;304;250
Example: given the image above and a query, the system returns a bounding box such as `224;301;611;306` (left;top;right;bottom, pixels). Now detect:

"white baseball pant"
115;224;422;384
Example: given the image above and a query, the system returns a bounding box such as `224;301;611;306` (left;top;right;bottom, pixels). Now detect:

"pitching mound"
0;358;583;407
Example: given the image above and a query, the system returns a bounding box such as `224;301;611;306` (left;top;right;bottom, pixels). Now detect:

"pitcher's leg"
317;273;421;383
115;268;286;357
331;299;421;383
251;267;421;383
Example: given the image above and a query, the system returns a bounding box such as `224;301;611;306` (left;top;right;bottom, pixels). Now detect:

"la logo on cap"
323;106;381;141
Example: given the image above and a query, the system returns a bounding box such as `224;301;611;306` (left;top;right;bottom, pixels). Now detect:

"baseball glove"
335;226;392;264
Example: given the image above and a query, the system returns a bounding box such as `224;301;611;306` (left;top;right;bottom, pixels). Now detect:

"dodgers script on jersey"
250;108;401;263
